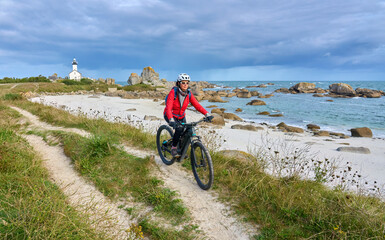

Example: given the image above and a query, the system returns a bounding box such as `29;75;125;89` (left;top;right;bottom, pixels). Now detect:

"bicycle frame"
176;120;204;160
158;116;214;190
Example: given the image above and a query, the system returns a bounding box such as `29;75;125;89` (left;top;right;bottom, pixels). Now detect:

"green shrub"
86;134;114;159
122;84;157;92
0;76;50;83
2;93;23;100
61;79;82;85
80;78;94;85
61;78;94;86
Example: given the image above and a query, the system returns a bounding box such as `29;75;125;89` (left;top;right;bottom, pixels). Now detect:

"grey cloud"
1;0;385;72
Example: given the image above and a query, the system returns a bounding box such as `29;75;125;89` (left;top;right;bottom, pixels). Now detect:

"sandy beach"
31;94;385;195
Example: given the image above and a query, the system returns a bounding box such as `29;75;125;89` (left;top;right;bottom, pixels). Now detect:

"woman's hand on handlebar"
204;114;214;122
169;118;183;129
169;118;176;128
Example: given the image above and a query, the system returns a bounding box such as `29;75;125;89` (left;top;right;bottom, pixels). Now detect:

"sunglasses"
180;81;189;85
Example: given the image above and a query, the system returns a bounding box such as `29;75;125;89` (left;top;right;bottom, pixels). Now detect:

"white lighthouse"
69;58;82;81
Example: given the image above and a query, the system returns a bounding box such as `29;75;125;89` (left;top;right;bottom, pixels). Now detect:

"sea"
115;80;385;138
201;81;385;138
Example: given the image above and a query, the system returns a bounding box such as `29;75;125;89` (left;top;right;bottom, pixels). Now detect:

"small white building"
69;58;82;81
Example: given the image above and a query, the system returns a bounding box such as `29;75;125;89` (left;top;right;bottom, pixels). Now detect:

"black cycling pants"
164;116;186;147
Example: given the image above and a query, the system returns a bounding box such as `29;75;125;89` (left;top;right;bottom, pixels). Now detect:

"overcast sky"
1;0;385;82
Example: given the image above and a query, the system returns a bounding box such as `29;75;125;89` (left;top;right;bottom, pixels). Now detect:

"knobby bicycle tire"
190;141;214;190
156;125;175;165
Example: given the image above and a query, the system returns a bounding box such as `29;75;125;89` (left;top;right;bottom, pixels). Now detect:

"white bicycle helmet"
176;73;190;83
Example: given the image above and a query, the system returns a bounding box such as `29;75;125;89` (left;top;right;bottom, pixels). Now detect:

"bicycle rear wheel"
190;141;214;190
156;125;175;165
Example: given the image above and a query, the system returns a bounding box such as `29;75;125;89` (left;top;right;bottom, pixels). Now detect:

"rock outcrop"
258;94;273;98
307;124;320;131
127;73;142;85
337;147;371;154
277;122;304;133
231;124;263;131
329;83;356;96
355;88;383;98
269;113;283;117
210;113;225;126
127;67;165;86
274;82;383;99
211;108;225;114
208;93;228;103
313;131;330;137
236;90;252;98
350;127;373;137
226;92;237;98
105;78;115;85
289;82;316;93
246;100;266;106
144;115;161;121
250;90;261;97
210;108;242;121
274;88;290;93
141;67;161;85
257;111;270;115
223;113;243;121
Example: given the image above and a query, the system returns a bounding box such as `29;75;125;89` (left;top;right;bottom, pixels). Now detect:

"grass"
0;76;50;83
60;78;94;85
0;81;157;94
139;218;198;240
2;93;23;101
12;100;157;149
0;104;106;239
211;152;385;239
5;82;120;94
0;85;196;238
122;83;160;92
58;131;189;225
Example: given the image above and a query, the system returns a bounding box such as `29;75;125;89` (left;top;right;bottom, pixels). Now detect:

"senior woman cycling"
163;73;212;157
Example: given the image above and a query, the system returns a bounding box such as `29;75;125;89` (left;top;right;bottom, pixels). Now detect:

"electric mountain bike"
156;117;214;190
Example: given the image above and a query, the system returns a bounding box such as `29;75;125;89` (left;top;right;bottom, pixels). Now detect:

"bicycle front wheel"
190;141;214;190
156;125;175;165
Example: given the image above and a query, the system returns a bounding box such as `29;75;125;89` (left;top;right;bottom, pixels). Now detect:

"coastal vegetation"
60;78;94;85
0;102;106;239
122;83;159;92
1;84;198;239
1;82;385;239
5;81;120;94
0;75;50;83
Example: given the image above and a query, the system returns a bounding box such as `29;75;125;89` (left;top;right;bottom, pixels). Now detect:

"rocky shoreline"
275;82;385;98
22;79;384;140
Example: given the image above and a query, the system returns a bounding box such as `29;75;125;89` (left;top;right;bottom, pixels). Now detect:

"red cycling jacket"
164;87;208;120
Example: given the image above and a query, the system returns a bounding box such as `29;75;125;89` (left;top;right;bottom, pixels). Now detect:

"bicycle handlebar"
176;117;211;128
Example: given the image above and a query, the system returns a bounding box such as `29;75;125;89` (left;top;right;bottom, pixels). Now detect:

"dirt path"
24;134;135;239
122;146;257;239
10;106;90;137
10;83;20;89
11;106;258;239
11;106;136;239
